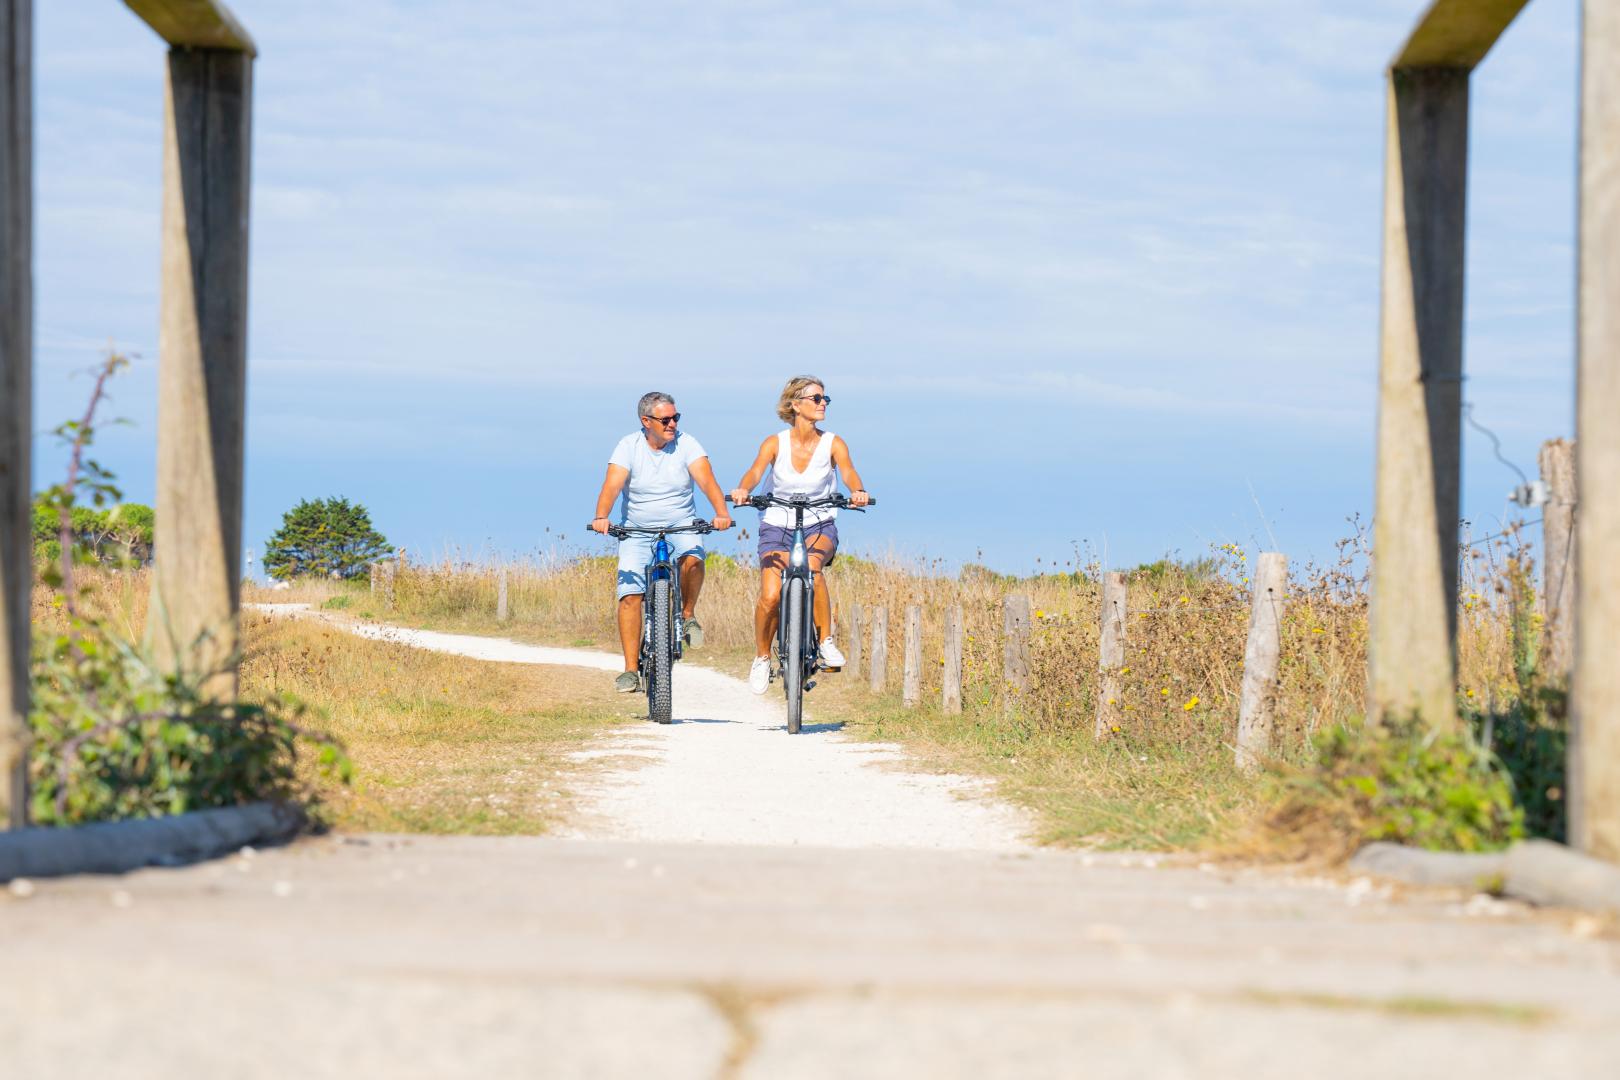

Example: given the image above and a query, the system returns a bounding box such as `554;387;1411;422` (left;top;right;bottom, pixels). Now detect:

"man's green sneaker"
683;617;704;649
614;671;641;693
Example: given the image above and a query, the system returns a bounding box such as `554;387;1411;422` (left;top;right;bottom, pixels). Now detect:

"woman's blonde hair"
776;375;824;423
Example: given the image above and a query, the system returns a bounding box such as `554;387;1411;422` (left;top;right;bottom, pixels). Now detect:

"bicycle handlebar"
727;493;876;510
589;521;717;540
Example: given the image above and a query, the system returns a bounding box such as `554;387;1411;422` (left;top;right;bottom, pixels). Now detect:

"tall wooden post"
942;604;963;716
1538;439;1576;681
868;607;887;693
1236;553;1288;772
496;565;509;622
1094;572;1126;739
847;604;862;679
148;45;254;696
902;605;922;707
1575;0;1620;862
0;0;31;829
1002;594;1031;697
1367;65;1471;733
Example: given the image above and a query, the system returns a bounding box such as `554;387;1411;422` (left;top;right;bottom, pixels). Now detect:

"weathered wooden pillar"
148;44;254;696
902;605;922;707
0;0;31;829
1236;553;1288;772
496;566;509;622
1538;439;1576;681
847;604;862;679
1574;0;1620;863
1367;65;1470;733
1002;594;1031;697
868;607;887;693
1094;573;1126;739
942;604;963;716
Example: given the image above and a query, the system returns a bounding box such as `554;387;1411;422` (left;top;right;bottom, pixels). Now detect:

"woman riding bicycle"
729;376;870;695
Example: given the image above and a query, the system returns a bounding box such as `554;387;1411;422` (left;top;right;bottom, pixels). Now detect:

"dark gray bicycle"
598;520;713;724
733;492;874;733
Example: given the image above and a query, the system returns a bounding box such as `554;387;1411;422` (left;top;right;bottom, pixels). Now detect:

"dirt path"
6;612;1619;1078
332;617;1030;849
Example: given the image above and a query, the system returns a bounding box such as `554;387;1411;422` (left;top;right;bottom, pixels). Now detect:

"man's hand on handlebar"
713;512;733;531
589;516;611;535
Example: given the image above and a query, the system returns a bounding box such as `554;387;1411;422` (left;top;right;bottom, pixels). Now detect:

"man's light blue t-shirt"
609;430;708;527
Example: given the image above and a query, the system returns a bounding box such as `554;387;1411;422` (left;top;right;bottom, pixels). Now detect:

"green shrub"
1269;714;1523;855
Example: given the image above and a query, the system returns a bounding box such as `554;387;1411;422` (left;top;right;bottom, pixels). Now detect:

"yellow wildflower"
1035;609;1045;618
1160;688;1170;696
1179;596;1189;605
1311;628;1325;635
1183;696;1199;711
1120;666;1130;675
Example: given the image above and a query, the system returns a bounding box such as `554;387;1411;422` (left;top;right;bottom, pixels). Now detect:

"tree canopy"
262;497;392;581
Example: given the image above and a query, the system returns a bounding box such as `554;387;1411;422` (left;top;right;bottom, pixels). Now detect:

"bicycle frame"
777;504;821;679
644;531;685;665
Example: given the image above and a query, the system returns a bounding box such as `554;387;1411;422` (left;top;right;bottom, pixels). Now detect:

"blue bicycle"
733;492;874;733
601;521;713;724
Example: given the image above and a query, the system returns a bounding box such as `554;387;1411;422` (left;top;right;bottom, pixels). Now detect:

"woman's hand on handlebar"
727;488;750;507
848;489;870;508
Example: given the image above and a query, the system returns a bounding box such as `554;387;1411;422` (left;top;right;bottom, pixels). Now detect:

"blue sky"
31;0;1577;575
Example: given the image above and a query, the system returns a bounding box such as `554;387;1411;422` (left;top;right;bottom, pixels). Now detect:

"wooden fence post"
1094;572;1126;738
942;604;963;715
1575;0;1620;862
148;41;255;700
1539;439;1576;681
868;607;887;693
376;559;396;610
0;0;31;829
1003;594;1031;697
903;605;922;707
1236;553;1288;772
496;565;509;622
847;604;862;679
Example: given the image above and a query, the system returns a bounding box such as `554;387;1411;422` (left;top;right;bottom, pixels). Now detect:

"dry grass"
35;567;637;835
238;611;639;833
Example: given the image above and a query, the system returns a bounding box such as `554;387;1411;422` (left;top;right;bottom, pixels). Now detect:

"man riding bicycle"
591;391;732;692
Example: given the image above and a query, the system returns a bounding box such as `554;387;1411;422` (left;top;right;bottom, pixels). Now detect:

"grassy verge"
239;611;640;834
799;674;1259;850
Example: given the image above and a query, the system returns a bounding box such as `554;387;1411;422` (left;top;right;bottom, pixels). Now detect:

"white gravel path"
268;609;1032;852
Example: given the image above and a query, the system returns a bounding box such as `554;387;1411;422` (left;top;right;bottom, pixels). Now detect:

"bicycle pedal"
805;681;817;691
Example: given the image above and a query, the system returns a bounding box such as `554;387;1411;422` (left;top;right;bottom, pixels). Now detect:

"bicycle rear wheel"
648;578;674;724
783;576;805;734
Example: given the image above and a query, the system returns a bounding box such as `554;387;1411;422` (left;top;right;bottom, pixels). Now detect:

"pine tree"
262;497;392;581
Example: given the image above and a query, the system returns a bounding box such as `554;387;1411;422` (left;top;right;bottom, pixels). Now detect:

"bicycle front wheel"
783;576;805;734
648;578;674;724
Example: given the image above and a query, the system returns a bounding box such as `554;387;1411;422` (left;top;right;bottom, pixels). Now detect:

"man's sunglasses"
643;413;681;426
796;394;832;405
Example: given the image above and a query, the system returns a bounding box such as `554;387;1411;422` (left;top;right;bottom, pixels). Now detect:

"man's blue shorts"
617;533;705;600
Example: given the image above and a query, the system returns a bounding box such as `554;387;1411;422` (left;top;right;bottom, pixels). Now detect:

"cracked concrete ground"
4;836;1618;1078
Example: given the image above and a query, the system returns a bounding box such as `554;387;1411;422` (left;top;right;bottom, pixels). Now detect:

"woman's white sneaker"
749;656;772;694
819;638;846;668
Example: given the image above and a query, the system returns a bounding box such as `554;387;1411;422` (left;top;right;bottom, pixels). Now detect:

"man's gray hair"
637;391;675;419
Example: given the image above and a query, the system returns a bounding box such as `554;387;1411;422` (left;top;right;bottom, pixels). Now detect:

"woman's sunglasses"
796;394;832;406
643;413;681;426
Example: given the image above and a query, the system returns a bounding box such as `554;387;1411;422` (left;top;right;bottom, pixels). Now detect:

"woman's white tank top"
762;429;837;528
